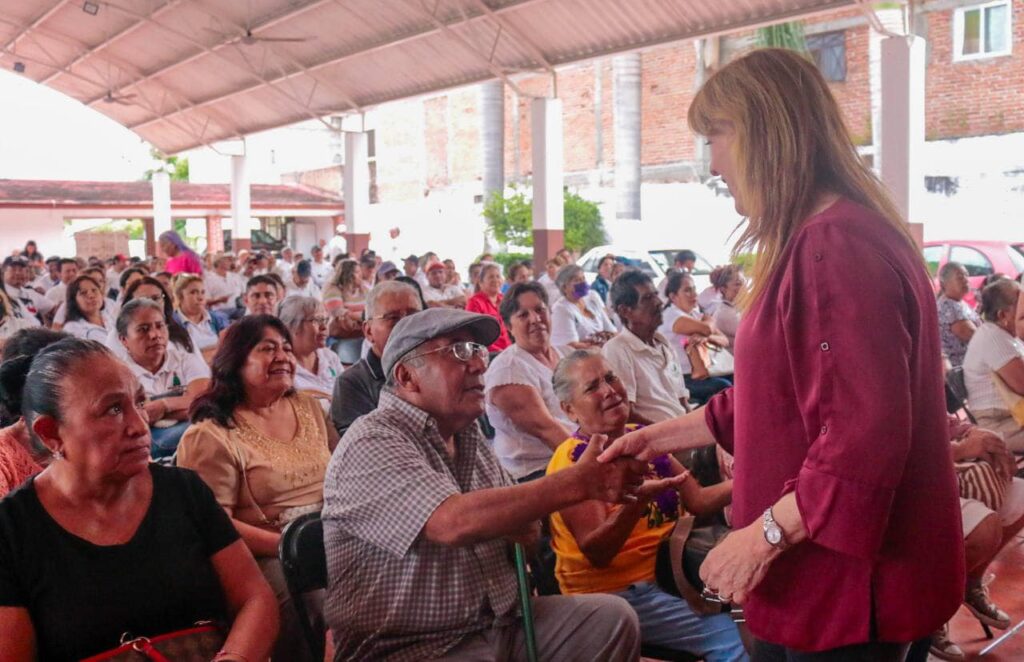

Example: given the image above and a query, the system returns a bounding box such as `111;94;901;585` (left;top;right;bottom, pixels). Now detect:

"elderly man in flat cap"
323;308;653;661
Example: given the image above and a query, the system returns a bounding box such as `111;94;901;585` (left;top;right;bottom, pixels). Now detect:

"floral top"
937;295;980;368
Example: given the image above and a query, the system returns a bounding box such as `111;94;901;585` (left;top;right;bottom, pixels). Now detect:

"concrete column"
869;8;906;173
531;97;564;269
231;154;252;251
613;53;642;221
343;131;370;255
879;35;926;226
143;218;156;257
480;81;505;201
151;170;172;240
205;214;224;253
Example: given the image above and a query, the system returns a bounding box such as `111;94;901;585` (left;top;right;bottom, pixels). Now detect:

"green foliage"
143;147;189;182
482;186;607;254
84;219;145;240
756;22;808;52
484;252;534;271
732;252;758;273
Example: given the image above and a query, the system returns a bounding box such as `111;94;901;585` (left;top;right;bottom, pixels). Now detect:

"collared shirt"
310;260;332;288
422;283;464;305
330;350;385;438
322;390;519;662
602;327;688;422
704;198;962;651
293;348;343;401
124;344;211;398
204;271;243;312
284;279;321;300
174;310;221;351
45;282;67;307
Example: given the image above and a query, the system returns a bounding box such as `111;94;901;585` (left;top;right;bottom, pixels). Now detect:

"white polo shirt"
422;284;464;305
293;348;344;400
124;343;211;398
602;327;688;423
310;260;332;288
204;271;242;312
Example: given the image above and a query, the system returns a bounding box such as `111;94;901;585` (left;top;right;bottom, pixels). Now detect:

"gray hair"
555;264;583;294
21;338;113;434
366;281;421;319
979;278;1020;323
277;295;322;330
938;261;966;285
116;298;164;338
552;349;601;403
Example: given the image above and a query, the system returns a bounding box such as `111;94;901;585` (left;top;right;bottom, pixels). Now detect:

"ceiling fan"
207;1;313;47
101;90;137;105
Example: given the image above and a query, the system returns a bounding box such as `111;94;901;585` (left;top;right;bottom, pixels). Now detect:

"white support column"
531;97;564;267
879;35;926;225
231;154;252;249
613;53;642;221
151;170;172;238
343;131;370;255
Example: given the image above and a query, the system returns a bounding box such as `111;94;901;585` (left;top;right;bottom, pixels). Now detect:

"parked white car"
577;245;715;294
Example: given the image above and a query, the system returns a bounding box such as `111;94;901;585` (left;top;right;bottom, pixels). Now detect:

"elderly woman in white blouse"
550;264;616;349
964;279;1024;451
484;282;574;482
278;296;343;408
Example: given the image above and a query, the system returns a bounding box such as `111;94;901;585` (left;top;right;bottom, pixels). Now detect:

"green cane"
514;543;539;662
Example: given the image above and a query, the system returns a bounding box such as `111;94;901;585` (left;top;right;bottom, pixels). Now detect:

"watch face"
766;527;783;545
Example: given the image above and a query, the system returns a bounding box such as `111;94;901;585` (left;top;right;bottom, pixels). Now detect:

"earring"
52;449;64;461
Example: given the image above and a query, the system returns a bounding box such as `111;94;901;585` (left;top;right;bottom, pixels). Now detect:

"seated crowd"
0;234;1020;661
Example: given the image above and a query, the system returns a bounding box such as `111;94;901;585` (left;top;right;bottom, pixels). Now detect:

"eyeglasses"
371;311;417;325
405;341;490;366
304;316;330;327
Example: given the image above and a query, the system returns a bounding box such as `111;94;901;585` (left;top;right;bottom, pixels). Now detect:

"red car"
923;240;1024;307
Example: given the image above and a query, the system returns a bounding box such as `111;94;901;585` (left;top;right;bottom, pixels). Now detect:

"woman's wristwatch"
762;507;790;550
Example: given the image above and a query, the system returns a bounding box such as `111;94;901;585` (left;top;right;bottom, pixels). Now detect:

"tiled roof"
0;179;342;208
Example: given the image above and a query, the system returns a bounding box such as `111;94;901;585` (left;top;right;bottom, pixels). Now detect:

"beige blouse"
177;392;331;530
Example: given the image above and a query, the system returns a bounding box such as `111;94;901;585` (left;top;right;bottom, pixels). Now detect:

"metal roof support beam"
467;0;557;94
0;0;69;53
99;1;335;132
85;0;336;105
125;0;551;132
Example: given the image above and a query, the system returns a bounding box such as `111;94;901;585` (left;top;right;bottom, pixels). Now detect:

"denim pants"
149;421;190;459
685;374;733;405
615;581;748;662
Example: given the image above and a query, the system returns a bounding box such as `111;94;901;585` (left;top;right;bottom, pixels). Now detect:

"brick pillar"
206;215;224;253
532;229;565;268
143;218;156;257
346;233;371;257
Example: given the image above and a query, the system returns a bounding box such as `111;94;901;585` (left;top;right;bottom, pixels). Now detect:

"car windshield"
616;255;657;277
1009;244;1024;274
648;250;713;275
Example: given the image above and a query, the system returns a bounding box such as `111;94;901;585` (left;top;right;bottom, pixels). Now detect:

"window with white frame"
953;1;1013;60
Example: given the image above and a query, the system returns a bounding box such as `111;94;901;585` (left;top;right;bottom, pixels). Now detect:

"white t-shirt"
284;279;322;300
310;260;332;288
293;348;343;402
536;273;561;306
658;304;699;375
123;343;211;398
422;283;464;305
0;317;35;342
45;282;68;307
178;312;221;352
4;284;50;325
484;344;571;479
550;292;616;347
963;322;1024;412
62;309;115;342
204;271;242;312
603;328;688;423
714;301;741;352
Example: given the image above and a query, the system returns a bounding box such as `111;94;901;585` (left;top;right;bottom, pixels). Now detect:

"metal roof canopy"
1;0;856;155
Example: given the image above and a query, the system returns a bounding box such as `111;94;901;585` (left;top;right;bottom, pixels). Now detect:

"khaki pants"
258;556;325;662
974;408;1024;453
436;593;641;662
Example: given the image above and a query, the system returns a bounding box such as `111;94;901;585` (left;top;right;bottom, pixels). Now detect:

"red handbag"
80;622;225;662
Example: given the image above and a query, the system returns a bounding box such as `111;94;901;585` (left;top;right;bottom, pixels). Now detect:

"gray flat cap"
381;308;500;379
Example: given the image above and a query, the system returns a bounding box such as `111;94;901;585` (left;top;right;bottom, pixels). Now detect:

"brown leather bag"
80;622;225;661
685;337;711;381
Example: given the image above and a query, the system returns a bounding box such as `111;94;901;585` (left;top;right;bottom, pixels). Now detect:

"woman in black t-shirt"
0;339;278;661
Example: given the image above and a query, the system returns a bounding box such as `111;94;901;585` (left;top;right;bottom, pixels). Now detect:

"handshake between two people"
571;425;688;505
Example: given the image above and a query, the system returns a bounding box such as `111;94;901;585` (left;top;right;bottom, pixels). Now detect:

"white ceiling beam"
84;0;336;106
126;0;550;132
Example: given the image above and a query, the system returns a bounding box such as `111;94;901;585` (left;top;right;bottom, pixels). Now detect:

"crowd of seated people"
6;232;1023;661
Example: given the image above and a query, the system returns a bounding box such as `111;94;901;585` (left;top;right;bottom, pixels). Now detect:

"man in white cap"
322;308;652;661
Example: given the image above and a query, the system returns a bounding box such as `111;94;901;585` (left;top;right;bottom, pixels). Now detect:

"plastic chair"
279;512;327;661
945;366;978;424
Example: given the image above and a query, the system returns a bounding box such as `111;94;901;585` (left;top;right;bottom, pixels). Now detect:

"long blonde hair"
688;48;915;305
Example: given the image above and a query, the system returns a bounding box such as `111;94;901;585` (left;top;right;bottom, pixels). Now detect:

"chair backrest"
945;367;978;424
279;512;327;660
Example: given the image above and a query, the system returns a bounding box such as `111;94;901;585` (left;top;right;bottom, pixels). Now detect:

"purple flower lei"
570;427;680;517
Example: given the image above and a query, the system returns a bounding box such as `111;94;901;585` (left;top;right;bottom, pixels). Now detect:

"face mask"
572;282;590;299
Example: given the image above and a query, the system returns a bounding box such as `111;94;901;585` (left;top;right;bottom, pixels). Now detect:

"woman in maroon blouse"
601;48;963;660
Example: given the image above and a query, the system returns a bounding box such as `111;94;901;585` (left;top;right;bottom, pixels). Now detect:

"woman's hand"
596;425;666;464
955;427;1016;480
699;520;780;605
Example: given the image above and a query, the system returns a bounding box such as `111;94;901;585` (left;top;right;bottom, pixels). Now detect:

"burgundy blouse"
705;198;964;651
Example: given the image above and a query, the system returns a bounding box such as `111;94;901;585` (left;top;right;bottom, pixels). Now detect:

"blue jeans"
616;581;748;662
685;374;732;405
150;421;190;459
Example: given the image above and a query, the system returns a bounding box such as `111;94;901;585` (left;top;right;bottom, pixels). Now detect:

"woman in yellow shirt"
547;350;747;661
